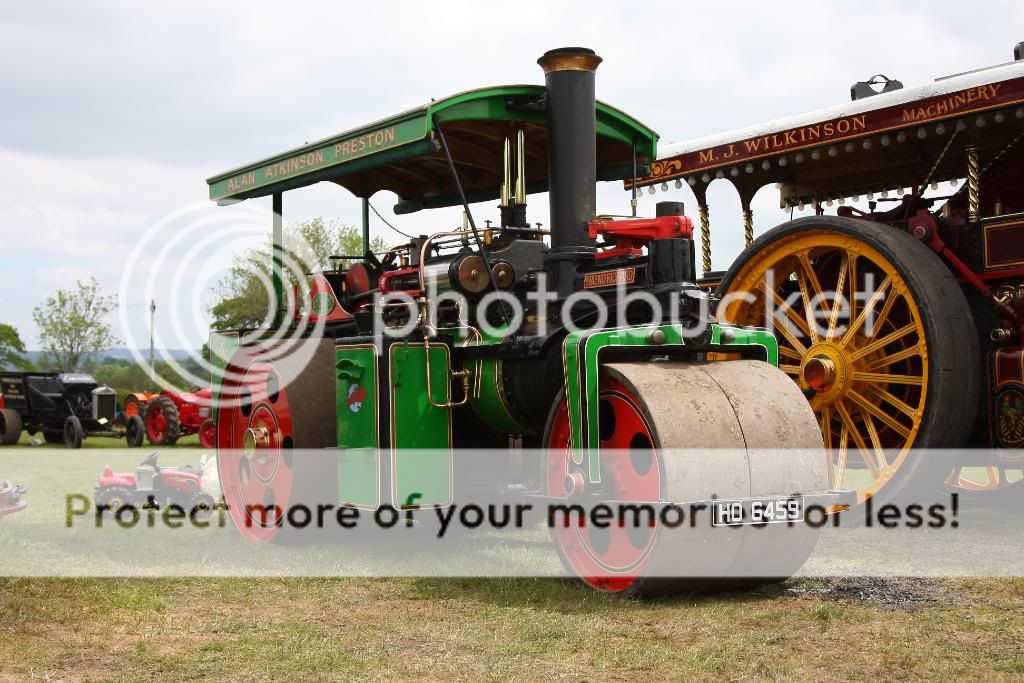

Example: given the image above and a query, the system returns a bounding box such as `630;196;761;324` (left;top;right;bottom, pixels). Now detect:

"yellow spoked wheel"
947;463;1024;491
719;216;980;506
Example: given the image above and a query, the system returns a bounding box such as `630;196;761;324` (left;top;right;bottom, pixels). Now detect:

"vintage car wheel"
718;216;980;507
125;415;145;448
63;415;84;449
0;408;22;446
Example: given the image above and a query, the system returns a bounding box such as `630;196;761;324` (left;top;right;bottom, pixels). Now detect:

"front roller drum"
216;338;338;542
544;359;828;597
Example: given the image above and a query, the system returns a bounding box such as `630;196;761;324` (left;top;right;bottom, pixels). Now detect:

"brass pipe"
699;204;711;273
514;129;526;205
966;144;980;221
500;137;512;208
423;336;471;409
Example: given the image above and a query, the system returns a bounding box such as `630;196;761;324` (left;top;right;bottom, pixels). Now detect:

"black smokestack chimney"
538;47;602;296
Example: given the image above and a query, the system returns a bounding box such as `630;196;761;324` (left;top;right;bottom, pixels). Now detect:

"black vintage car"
0;372;144;449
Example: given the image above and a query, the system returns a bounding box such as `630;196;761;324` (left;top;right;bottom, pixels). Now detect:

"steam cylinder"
538;47;602;296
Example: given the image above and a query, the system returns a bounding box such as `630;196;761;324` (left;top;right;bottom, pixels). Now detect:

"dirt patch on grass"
785;576;970;610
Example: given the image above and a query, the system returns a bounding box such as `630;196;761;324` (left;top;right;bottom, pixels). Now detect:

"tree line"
1;218;382;395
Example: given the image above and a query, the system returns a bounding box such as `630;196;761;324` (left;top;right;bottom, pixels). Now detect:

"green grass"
2;440;1022;680
0;576;1021;681
15;429;201;448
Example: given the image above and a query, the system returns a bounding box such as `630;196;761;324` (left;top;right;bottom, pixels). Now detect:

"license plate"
712;497;804;526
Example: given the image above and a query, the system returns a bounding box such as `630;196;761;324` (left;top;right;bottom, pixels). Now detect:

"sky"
1;0;1021;351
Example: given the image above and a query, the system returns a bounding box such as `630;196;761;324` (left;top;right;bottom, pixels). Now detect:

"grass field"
14;431;202;448
2;440;1022;680
1;576;1022;681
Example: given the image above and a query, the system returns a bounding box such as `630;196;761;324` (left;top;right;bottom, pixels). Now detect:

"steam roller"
203;46;847;595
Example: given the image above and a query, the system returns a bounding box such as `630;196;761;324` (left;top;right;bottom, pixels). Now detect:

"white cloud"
1;0;1020;347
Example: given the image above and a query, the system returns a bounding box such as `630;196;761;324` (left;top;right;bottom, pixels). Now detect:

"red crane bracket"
908;211;989;296
589;215;694;260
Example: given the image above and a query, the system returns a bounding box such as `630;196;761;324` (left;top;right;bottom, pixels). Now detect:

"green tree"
0;323;31;370
32;278;119;372
210;218;386;330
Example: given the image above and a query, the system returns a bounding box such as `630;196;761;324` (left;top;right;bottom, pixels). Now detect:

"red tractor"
123;389;215;448
94;452;215;514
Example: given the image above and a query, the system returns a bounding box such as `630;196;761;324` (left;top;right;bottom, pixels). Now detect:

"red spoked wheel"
544;373;661;594
217;355;295;542
199;418;216;450
146;409;166;443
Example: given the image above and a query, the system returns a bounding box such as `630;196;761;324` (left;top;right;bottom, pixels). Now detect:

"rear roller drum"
543;359;827;597
216;339;338;542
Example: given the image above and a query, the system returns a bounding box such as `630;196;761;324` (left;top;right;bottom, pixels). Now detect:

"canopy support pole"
362;197;370;254
272;192;284;326
965;145;980;221
693;184;711;274
739;194;754;248
742;206;753;247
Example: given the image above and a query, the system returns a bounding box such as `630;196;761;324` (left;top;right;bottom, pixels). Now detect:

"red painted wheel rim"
216;350;294;542
546;374;660;593
199;420;216;450
146;407;167;443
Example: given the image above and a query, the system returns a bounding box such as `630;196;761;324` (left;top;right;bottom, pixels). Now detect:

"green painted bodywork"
468;357;531;435
208;331;239;406
388;343;453;507
206;85;658;205
335;345;380;508
561;323;779;483
333;341;454;508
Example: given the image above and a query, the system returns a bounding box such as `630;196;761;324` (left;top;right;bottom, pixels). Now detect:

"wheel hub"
803;355;836;392
242;412;280;485
801;343;851;404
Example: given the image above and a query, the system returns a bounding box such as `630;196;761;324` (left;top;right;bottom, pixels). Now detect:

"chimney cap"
538;47;603;74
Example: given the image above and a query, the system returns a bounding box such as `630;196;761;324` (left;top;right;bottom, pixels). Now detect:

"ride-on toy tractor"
204;47;847;596
123;389;215;448
0;480;26;519
0;372;145;449
94;452;216;514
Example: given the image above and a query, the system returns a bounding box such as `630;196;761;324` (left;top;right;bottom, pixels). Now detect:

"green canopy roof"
206;85;658;212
